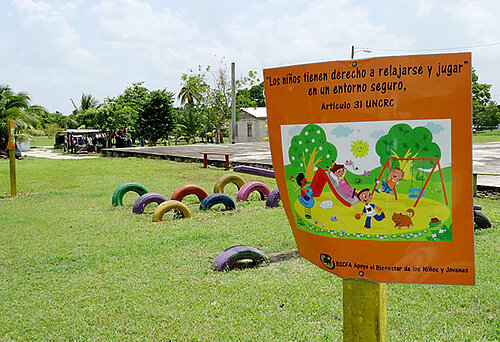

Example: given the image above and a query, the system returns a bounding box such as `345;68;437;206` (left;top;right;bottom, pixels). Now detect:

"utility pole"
231;62;236;144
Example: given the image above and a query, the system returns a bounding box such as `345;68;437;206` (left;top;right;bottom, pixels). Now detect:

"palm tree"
0;86;45;149
177;72;208;106
70;93;100;115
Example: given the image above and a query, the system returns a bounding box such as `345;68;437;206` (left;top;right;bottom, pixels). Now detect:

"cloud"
369;129;386;140
331;125;352;137
426;122;444;134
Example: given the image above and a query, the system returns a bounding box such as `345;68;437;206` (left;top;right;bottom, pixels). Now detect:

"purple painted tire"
233;165;275;178
212;245;269;271
236;181;270;201
266;187;281;208
132;192;168;214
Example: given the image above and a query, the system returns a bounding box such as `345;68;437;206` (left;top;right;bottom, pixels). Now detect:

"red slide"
309;168;358;207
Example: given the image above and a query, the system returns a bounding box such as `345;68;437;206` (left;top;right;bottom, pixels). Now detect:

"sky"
1;0;500;115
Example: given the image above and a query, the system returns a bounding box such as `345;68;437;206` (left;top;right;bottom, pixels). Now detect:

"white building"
235;107;268;143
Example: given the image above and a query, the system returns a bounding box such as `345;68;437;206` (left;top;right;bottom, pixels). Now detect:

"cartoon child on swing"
375;167;404;195
296;172;314;219
355;188;386;229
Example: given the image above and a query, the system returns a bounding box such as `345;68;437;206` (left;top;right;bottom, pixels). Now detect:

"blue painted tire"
199;193;236;211
474;210;492;229
266;187;281;208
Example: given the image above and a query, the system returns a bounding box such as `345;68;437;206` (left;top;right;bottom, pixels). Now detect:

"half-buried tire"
199;194;236;211
212;245;269;271
152;200;191;222
266;187;281;208
171;184;208;202
133;193;167;214
112;182;149;206
213;174;246;194
236;181;270;201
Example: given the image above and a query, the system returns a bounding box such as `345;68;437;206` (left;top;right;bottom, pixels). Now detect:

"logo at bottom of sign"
320;253;335;269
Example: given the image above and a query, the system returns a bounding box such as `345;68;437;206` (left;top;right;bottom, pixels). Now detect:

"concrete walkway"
101;141;500;188
22;146;98;159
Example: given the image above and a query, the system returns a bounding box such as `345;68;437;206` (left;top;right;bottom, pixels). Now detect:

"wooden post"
9;148;17;197
7;120;17;197
473;173;477;197
343;279;387;341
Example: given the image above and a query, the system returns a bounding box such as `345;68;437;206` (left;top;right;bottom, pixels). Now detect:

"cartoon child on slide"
355;188;386;229
296;173;314;219
375;167;404;195
330;163;356;198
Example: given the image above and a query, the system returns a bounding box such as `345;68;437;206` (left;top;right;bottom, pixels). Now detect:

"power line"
357;42;500;53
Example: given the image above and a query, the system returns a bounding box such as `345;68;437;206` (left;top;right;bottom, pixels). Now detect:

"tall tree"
178;66;209;106
472;69;500;128
71;93;100;115
134;89;175;145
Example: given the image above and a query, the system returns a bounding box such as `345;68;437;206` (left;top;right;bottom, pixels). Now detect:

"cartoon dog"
392;209;415;228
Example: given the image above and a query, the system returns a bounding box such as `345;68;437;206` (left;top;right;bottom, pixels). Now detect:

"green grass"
29;135;55;147
473;129;500;143
0;157;498;341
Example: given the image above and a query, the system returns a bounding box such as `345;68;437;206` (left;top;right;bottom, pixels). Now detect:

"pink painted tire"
236;181;270;201
171;184;208;202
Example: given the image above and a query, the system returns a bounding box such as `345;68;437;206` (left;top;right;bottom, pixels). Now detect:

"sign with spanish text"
264;53;474;285
7;120;15;150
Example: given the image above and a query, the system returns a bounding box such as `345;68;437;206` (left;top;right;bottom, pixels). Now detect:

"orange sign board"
264;53;474;285
7;120;15;150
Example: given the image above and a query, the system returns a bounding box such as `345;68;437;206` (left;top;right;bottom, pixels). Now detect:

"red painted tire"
133;193;167;214
265;187;281;208
236;181;270;201
171;184;208;202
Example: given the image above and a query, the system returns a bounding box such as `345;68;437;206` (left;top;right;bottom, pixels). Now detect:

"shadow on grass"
269;249;300;263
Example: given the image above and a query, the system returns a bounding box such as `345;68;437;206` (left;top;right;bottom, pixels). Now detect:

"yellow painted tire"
152;200;192;222
213;174;246;194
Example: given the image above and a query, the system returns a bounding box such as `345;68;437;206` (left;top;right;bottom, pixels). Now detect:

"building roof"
239;107;267;119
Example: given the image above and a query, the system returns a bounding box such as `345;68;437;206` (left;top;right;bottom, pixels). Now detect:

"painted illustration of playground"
281;120;452;241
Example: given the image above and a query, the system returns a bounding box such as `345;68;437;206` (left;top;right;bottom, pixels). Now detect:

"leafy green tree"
134;89;175;145
77;100;133;147
375;124;441;176
175;104;204;144
0;85;45;149
236;81;265;108
472;69;500;128
288;124;337;176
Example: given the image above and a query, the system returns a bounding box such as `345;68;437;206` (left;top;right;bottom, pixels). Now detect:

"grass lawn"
0;157;498;341
473;129;500;143
29;135;56;147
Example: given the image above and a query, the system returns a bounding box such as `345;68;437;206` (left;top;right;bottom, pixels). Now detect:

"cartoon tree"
288;124;337;176
375;124;441;177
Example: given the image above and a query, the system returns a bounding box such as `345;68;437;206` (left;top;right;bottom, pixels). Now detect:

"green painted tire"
213;174;246;194
112;182;149;206
152;200;192;222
